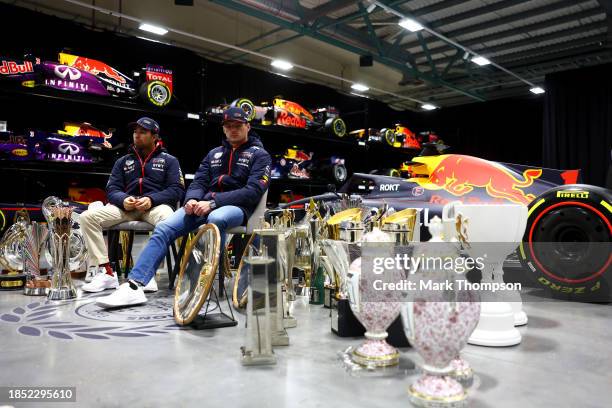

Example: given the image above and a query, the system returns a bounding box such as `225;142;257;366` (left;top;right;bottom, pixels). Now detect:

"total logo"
379;183;400;191
54;65;81;80
58;142;80;155
0;60;34;75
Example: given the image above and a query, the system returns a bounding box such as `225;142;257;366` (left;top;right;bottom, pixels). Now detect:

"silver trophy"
47;206;77;300
23;222;50;296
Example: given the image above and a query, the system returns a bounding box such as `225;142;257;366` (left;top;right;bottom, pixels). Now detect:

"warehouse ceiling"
4;0;612;111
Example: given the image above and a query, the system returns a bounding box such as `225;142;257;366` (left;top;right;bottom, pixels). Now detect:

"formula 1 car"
207;97;347;137
0;52;173;107
350;126;437;149
271;148;348;184
281;153;612;301
0;122;122;163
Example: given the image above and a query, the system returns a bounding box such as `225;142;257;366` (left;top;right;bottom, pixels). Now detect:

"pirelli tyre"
381;128;395;146
519;184;612;300
324;117;347;137
231;98;256;122
139;80;172;107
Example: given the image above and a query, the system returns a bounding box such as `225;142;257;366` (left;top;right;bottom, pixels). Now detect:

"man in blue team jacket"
97;107;271;308
80;117;184;294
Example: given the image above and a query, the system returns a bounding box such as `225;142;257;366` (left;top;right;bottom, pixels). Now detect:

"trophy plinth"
408;376;468;408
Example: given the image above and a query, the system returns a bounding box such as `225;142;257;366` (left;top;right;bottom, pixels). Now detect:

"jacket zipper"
134;144;159;196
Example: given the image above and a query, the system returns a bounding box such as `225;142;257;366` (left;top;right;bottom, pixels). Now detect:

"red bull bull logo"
424;155;543;205
61;53;126;84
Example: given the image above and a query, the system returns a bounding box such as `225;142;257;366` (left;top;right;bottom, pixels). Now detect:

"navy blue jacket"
184;133;271;222
107;143;185;209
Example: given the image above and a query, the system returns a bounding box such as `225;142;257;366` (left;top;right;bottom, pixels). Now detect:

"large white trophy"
451;203;528;346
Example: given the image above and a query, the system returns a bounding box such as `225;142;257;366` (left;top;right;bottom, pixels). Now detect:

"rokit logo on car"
379;183;400;191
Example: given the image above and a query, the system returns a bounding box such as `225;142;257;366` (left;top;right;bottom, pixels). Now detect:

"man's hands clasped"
184;199;213;216
124;196;152;212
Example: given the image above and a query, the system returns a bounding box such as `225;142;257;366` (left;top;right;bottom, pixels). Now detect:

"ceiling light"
530;87;545;95
367;3;377;13
471;56;491;66
271;59;294;70
351;83;369;92
421;104;438;111
138;23;168;36
398;18;423;32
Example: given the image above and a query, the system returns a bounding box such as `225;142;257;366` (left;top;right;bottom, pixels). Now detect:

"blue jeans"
129;206;244;284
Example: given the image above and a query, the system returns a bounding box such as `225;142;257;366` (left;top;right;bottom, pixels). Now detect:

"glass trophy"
240;243;276;366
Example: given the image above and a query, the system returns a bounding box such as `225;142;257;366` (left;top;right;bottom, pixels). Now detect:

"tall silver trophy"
23;222;50;296
47;206;77;300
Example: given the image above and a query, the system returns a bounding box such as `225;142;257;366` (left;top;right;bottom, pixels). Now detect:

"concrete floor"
1;240;611;408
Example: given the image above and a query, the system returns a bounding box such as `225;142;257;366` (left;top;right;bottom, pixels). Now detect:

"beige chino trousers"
80;203;174;265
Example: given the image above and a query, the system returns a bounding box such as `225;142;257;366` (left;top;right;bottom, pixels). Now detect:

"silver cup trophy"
47;206;77;300
23;222;50;295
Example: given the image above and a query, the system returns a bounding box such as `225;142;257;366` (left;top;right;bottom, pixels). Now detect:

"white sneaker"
143;277;158;293
85;266;99;283
95;281;147;308
82;271;119;293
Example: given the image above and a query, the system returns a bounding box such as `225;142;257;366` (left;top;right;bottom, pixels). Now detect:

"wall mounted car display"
207;97;347;137
271;148;348;184
282;152;612;300
350;126;437;149
0;122;122;164
0;52;173;107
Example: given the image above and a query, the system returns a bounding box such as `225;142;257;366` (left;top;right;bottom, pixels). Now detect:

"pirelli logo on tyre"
556;191;589;199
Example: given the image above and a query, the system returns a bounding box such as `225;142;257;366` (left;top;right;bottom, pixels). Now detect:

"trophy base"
331;298;365;337
24;286;48;296
449;358;474;388
272;329;290;346
323;286;335;308
0;274;26;291
408;375;467;408
468;302;521;347
351;339;400;368
283;315;297;328
240;347;277;366
47;288;77;301
513;310;528;326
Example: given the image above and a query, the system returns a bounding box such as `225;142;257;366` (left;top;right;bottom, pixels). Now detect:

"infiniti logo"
58;143;80;154
54;65;81;80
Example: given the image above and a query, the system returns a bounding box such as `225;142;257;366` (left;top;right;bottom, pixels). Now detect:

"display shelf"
0;159;112;176
0;85;203;122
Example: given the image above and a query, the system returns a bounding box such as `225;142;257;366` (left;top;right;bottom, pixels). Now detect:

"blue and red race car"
282;152;612;300
0;52;173;107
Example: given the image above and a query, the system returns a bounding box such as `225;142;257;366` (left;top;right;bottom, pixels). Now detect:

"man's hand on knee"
193;201;212;217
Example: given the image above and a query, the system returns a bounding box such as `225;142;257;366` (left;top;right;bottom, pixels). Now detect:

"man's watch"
209;200;217;210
